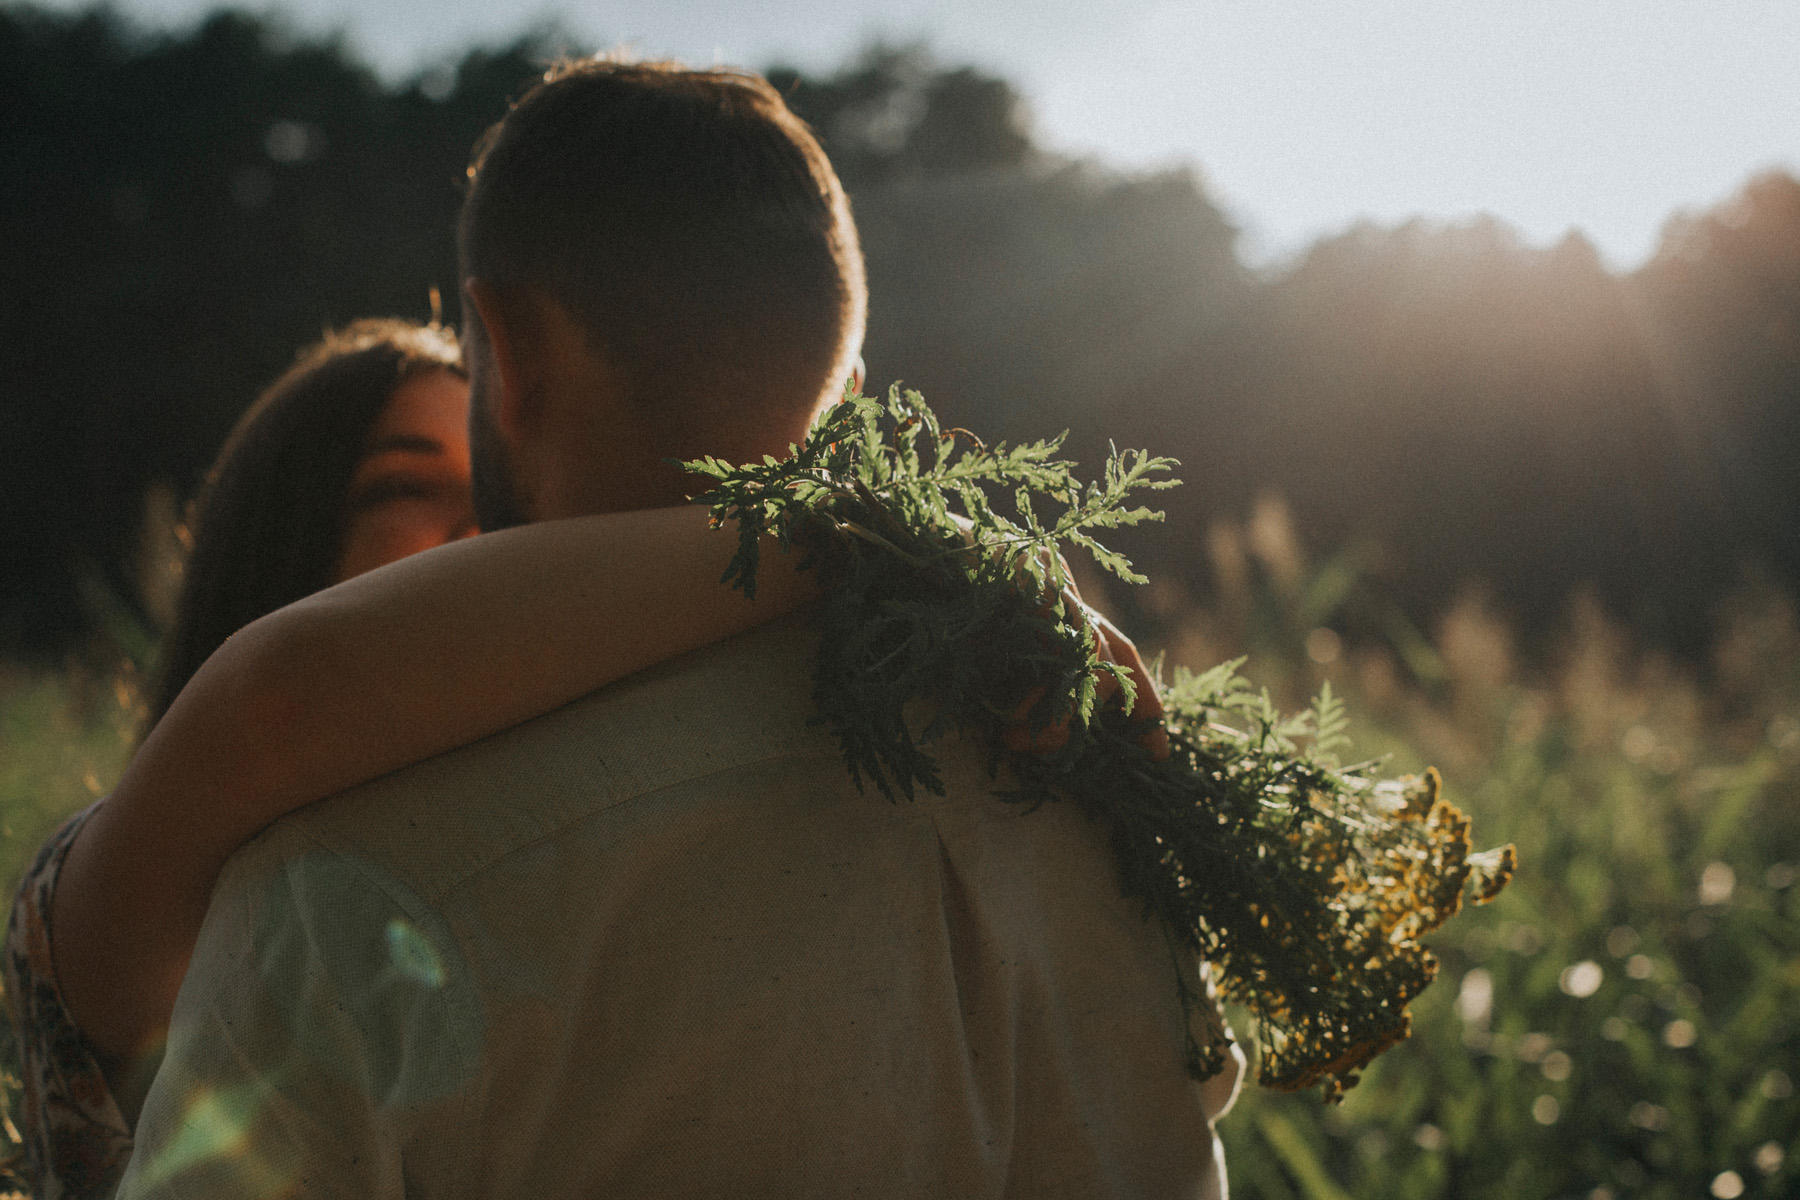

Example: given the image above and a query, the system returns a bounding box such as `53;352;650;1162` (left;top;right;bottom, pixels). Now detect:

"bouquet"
685;386;1514;1100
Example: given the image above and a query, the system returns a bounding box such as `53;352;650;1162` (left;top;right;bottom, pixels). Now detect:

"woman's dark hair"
143;319;463;731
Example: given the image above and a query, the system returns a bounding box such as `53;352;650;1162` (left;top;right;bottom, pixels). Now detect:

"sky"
46;0;1800;270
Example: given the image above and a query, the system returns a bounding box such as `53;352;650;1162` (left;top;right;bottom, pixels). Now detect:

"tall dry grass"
1161;499;1800;1200
0;495;1795;1197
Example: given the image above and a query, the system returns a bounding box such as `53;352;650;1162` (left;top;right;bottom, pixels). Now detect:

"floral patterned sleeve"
4;804;134;1200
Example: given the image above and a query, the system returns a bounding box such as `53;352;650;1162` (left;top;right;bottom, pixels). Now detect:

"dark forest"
4;4;1798;662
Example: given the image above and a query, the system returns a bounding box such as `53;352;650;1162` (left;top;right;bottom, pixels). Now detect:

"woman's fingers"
1001;686;1070;754
1091;612;1171;762
1000;596;1171;762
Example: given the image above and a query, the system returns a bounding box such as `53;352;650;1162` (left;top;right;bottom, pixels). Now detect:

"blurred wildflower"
1662;1019;1697;1049
1698;861;1736;905
1558;961;1603;998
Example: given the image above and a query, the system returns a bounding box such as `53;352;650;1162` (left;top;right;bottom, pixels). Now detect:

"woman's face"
333;367;477;584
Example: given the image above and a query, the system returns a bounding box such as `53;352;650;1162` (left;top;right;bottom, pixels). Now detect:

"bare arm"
53;504;811;1083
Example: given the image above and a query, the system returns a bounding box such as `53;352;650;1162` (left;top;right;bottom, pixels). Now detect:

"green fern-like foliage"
684;385;1515;1100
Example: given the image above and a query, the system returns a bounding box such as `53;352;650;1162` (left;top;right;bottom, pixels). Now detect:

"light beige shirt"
116;615;1242;1200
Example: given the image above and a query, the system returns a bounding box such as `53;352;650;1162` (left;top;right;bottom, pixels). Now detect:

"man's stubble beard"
467;378;534;533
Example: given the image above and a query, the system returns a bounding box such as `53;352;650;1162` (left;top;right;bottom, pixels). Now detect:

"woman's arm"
53;504;812;1085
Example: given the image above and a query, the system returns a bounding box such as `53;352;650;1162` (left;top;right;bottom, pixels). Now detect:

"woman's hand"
1001;570;1169;761
1088;607;1170;760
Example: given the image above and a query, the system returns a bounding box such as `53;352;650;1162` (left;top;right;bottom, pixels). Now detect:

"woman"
7;322;1159;1199
144;318;476;731
4;318;825;1198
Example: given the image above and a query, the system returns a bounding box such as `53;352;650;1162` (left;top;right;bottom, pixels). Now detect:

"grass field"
1173;575;1800;1200
1;567;1796;1199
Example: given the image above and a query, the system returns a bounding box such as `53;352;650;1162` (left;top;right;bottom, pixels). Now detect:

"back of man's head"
459;58;866;459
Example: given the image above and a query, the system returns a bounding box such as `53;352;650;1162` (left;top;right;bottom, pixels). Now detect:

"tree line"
3;4;1797;662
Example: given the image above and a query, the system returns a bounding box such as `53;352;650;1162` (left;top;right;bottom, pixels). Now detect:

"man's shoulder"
251;613;831;904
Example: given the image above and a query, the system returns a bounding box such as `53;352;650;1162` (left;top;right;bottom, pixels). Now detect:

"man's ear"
462;278;544;441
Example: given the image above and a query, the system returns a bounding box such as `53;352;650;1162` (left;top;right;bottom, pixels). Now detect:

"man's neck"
529;415;817;521
531;459;694;521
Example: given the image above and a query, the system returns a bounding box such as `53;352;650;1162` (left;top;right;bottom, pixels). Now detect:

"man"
116;59;1242;1199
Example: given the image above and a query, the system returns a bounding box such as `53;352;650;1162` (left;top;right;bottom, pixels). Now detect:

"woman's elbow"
183;605;333;749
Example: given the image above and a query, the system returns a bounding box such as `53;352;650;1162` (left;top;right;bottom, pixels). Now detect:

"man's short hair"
459;58;866;425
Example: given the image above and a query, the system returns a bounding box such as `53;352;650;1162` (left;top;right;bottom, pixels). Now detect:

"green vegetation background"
1168;511;1800;1200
